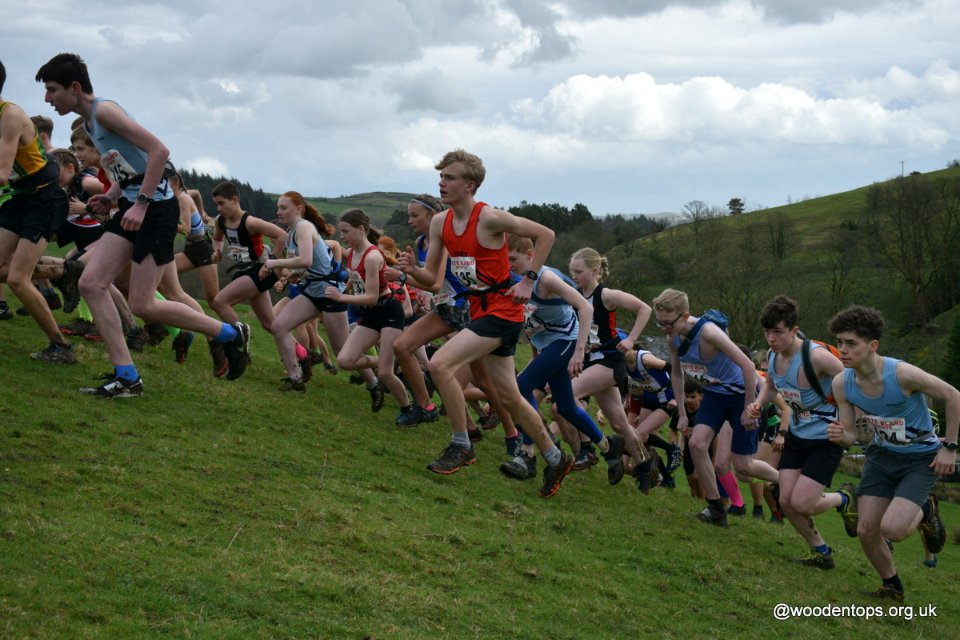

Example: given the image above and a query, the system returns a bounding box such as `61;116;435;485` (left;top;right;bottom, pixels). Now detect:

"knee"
880;522;910;542
129;297;153;320
731;458;752;477
428;357;450;379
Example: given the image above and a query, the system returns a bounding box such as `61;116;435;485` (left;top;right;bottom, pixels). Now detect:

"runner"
0;59;74;363
653;288;779;527
826;305;955;600
397;149;573;497
37;53;250;396
747;295;852;569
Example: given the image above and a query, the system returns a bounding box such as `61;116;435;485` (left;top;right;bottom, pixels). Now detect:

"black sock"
708;498;724;512
647;433;670;450
883;574;903;592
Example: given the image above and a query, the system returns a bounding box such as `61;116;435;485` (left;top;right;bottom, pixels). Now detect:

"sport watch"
944;441;958;452
136;192;151;205
523;270;539;281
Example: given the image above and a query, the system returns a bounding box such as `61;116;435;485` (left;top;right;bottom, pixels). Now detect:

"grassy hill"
305;192;414;229
0;305;958;638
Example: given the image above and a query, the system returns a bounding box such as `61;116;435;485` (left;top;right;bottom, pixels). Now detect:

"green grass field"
1;302;958;639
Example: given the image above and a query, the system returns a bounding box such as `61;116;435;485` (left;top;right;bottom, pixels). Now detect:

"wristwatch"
136;192;151;205
398;273;408;285
523;270;539;281
944;441;958;452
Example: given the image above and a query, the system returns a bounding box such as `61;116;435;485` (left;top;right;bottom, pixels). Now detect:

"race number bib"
778;388;809;421
100;148;140;185
348;270;365;295
433;279;456;306
865;415;908;445
523;303;546;339
630;370;661;393
228;245;251;266
681;363;719;386
450;256;482;290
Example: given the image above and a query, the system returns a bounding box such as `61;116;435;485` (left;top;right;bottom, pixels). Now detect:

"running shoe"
837;482;859;538
323;360;338;375
479;410;500;430
918;494;947;554
695;505;729;528
924;556;938;569
634;460;654;494
603;433;625;485
279;377;306;392
0;301;12;320
468;427;483;443
209;340;228;377
126;326;147;352
727;504;747;517
499;452;537;480
395;404;439;427
661;475;676;489
866;585;904;602
572;447;598;471
539;452;574;498
172;330;194;363
666;444;683;473
144;321;168;346
299;353;313;383
59;318;96;336
753;506;765;520
368;382;385;412
427;443;476;474
15;306;29;316
53;259;84;314
42;288;62;311
798;549;835;570
224;322;250;380
83;330;103;342
30;342;77;365
80;374;144;398
349;373;365;385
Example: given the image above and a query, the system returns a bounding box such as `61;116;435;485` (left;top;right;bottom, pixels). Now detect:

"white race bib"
100;148;140;185
865;415;908;445
348;270;366;295
450;256;482;290
779;388;810;420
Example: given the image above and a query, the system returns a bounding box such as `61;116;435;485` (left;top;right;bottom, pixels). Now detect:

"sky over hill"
5;0;959;215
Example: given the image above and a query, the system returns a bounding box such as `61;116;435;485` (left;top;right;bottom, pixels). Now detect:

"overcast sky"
3;0;958;215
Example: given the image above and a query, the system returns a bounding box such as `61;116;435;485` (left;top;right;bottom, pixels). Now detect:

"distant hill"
302;192;414;229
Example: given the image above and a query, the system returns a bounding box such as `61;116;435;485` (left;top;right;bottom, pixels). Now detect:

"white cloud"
183;156;230;178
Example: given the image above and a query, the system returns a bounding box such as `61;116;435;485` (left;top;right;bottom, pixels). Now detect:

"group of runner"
2;54;956;602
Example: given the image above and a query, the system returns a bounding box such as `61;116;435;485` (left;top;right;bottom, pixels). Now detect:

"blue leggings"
517;339;604;445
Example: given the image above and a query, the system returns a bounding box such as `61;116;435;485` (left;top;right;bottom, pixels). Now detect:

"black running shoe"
299;353;313;383
539;452;574;498
427;443;476;474
209;340;228;377
80;374;144;398
368;381;385;412
30;342;77;365
126;326;147;353
634;460;654;494
172;331;194;363
144;321;168;346
798;549;835;570
919;494;947;554
838;482;859;538
279;377;306;392
604;433;625;485
866;585;904;602
224;322;250;380
499;452;537;480
666;444;683;473
0;302;12;320
695;506;729;528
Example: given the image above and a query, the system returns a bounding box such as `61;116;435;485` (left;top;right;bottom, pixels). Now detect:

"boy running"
37;53;249;397
398;149;573;497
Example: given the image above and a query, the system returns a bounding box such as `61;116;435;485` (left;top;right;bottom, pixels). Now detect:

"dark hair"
30;115;54;138
827;305;884;342
36;53;94;94
50;147;79;171
340;208;380;244
684;380;703;395
759;294;799;330
283;191;334;237
0;60;5;94
211;181;240;201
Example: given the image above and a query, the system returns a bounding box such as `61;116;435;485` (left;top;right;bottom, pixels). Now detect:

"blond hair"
435;149;485;193
570;247;609;281
652;288;689;314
